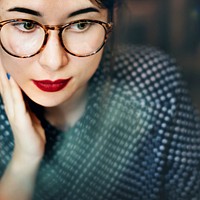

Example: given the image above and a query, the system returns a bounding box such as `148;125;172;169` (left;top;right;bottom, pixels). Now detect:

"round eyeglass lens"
62;21;106;56
0;20;45;57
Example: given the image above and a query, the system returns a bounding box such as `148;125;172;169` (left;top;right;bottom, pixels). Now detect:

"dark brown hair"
91;0;121;8
90;0;122;21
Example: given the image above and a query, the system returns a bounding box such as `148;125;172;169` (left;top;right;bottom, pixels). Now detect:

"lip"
33;79;71;92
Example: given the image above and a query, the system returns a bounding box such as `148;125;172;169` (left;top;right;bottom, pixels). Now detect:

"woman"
0;0;199;199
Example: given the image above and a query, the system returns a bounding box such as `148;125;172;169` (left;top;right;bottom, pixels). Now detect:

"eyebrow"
7;7;100;18
8;7;42;16
68;7;100;18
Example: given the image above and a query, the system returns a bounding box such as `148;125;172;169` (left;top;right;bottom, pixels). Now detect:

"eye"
12;21;38;32
23;22;36;30
70;21;93;32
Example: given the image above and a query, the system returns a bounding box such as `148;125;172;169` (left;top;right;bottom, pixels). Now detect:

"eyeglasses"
0;19;113;58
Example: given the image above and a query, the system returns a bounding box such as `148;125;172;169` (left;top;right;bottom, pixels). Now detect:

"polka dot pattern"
0;45;200;200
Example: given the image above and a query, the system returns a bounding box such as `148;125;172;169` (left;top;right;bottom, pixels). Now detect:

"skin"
0;0;109;199
0;0;108;127
0;0;107;106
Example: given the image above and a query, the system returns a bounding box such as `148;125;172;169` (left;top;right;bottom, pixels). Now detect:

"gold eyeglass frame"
0;18;113;58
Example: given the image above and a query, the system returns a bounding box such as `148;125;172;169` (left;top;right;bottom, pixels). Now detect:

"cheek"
0;49;28;81
75;50;104;80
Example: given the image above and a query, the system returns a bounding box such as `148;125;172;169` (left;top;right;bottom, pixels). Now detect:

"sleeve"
162;59;200;200
104;45;200;200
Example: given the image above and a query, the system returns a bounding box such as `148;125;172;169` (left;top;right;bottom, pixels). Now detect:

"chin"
33;98;66;108
24;92;67;108
22;84;72;106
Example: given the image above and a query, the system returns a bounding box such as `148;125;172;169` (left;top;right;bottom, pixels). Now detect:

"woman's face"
0;0;108;107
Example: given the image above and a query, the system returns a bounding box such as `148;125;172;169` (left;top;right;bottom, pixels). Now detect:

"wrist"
0;153;41;200
11;151;42;175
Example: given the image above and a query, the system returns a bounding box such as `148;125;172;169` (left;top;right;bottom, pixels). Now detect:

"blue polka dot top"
0;45;200;200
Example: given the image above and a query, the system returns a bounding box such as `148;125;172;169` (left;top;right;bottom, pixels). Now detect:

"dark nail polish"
6;73;10;80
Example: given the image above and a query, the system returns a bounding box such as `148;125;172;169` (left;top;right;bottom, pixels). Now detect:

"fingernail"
6;73;10;80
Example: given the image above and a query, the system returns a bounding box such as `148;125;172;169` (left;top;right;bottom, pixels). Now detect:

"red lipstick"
33;79;71;92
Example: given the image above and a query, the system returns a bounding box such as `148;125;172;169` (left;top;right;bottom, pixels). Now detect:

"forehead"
0;0;107;21
0;0;95;7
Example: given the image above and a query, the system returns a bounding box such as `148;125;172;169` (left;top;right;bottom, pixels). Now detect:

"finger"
0;67;11;94
0;73;14;116
0;60;28;118
0;62;11;97
0;60;10;82
9;76;27;115
0;67;25;121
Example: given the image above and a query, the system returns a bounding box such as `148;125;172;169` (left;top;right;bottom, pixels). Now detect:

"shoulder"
113;44;199;103
111;45;182;105
102;44;200;132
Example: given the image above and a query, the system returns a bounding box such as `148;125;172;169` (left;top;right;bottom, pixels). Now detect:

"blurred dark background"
118;0;200;109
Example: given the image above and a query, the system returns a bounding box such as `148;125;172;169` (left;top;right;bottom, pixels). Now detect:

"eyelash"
12;21;38;33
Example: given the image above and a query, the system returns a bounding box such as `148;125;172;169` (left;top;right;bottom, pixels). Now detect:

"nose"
38;31;69;71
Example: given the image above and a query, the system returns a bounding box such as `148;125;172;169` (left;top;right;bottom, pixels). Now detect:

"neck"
44;85;88;131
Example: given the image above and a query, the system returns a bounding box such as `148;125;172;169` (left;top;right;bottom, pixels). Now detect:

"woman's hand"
0;62;46;200
0;63;46;163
